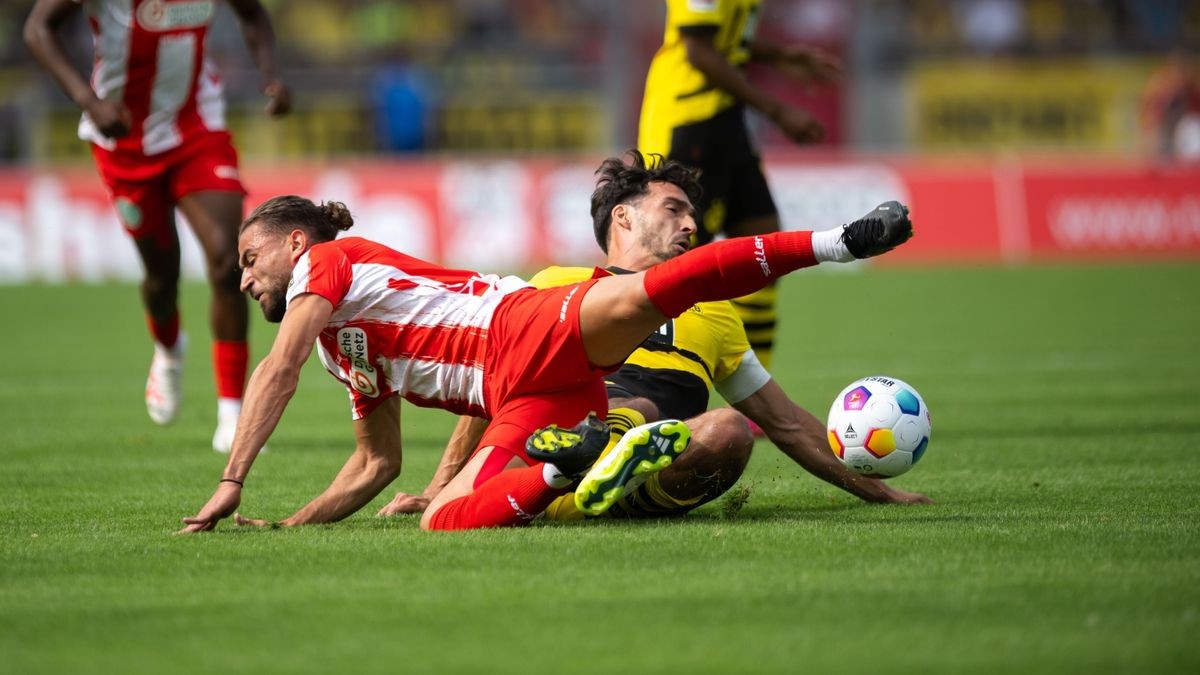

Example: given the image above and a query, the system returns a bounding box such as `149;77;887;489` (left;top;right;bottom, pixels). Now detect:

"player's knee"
206;249;241;290
141;272;179;302
690;408;754;472
419;506;438;531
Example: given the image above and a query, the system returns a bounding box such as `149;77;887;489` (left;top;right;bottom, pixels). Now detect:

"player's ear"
287;229;307;259
612;203;633;231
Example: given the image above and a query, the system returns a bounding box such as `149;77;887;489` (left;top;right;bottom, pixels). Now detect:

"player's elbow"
257;355;303;395
368;453;402;484
22;19;46;53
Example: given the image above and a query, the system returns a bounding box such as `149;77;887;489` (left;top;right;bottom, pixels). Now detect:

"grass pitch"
1;263;1198;674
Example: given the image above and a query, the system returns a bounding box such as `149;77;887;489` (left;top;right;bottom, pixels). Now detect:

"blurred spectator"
1140;49;1200;162
372;65;435;152
953;0;1025;53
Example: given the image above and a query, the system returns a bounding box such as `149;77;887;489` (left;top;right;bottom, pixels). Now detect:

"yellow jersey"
638;0;763;156
529;265;769;420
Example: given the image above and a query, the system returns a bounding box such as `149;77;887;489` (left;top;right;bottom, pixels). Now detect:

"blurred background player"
638;0;840;374
23;0;291;452
379;151;928;519
1140;48;1200;163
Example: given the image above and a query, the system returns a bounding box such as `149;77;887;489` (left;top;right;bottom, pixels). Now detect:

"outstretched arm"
680;29;822;143
273;396;404;525
227;0;291;116
378;414;488;516
179;293;332;533
734;380;932;504
749;38;842;85
24;0;131;138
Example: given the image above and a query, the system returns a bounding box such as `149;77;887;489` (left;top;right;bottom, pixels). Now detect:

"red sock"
642;231;816;317
146;313;180;349
427;464;567;531
213;341;249;400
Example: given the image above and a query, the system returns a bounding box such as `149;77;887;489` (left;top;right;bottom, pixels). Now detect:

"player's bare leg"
179;190;250;452
648;407;754;509
545;406;752;520
135;214;185;426
577;274;671;367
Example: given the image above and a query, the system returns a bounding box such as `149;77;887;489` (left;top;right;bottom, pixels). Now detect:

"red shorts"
91;131;246;249
477;279;611;466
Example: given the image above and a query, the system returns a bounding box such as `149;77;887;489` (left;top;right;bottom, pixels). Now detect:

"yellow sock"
607;473;704;519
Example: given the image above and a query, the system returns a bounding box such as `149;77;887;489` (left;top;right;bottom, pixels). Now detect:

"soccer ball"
826;376;931;478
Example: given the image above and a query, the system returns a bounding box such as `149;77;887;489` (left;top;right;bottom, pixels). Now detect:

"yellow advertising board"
911;59;1154;151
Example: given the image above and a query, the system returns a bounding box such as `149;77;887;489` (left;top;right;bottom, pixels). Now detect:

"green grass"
1;263;1198;674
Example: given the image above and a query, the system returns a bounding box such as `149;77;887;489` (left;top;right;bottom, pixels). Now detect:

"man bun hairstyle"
590;149;702;253
242;195;355;243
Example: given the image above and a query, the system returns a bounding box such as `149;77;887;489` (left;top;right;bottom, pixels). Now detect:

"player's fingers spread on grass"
176;520;214;534
378;493;429;516
233;513;270;527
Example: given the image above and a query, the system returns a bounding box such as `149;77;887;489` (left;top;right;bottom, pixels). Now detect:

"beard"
259;287;288;323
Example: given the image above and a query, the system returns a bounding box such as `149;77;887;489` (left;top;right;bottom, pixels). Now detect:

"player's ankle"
811;227;854;263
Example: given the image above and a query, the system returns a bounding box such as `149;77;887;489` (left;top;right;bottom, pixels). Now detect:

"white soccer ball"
826;376;931;478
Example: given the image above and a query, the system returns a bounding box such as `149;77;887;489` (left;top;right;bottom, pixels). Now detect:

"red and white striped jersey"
285;237;533;420
76;0;226;155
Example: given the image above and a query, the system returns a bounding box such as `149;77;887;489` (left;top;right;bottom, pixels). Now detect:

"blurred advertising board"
0;155;1197;282
910;60;1153;152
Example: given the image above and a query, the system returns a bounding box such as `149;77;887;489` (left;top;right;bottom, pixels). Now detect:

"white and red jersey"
76;0;226;155
285;237;532;420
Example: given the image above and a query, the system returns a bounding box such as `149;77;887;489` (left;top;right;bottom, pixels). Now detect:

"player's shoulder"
690;298;741;325
529;265;605;289
685;298;748;346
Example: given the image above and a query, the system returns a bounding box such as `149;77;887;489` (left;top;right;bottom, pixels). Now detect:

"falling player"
178;153;913;533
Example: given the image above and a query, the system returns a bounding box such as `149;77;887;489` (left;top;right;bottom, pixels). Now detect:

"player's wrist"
75;89;102;110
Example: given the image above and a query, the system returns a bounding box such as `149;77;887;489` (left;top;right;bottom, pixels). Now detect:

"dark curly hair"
241;195;354;243
590;150;702;253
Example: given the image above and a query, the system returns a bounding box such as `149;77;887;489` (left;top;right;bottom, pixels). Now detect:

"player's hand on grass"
263;80;292;117
233;513;272;528
885;488;934;505
85;97;132;139
377;492;431;516
769;104;825;144
178;482;241;533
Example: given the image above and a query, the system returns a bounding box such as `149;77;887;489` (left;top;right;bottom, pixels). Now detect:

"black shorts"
668;104;777;244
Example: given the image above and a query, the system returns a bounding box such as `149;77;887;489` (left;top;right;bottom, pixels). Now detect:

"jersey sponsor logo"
114;197;143;230
136;0;215;32
753;236;771;276
337;327;379;397
687;0;719;11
